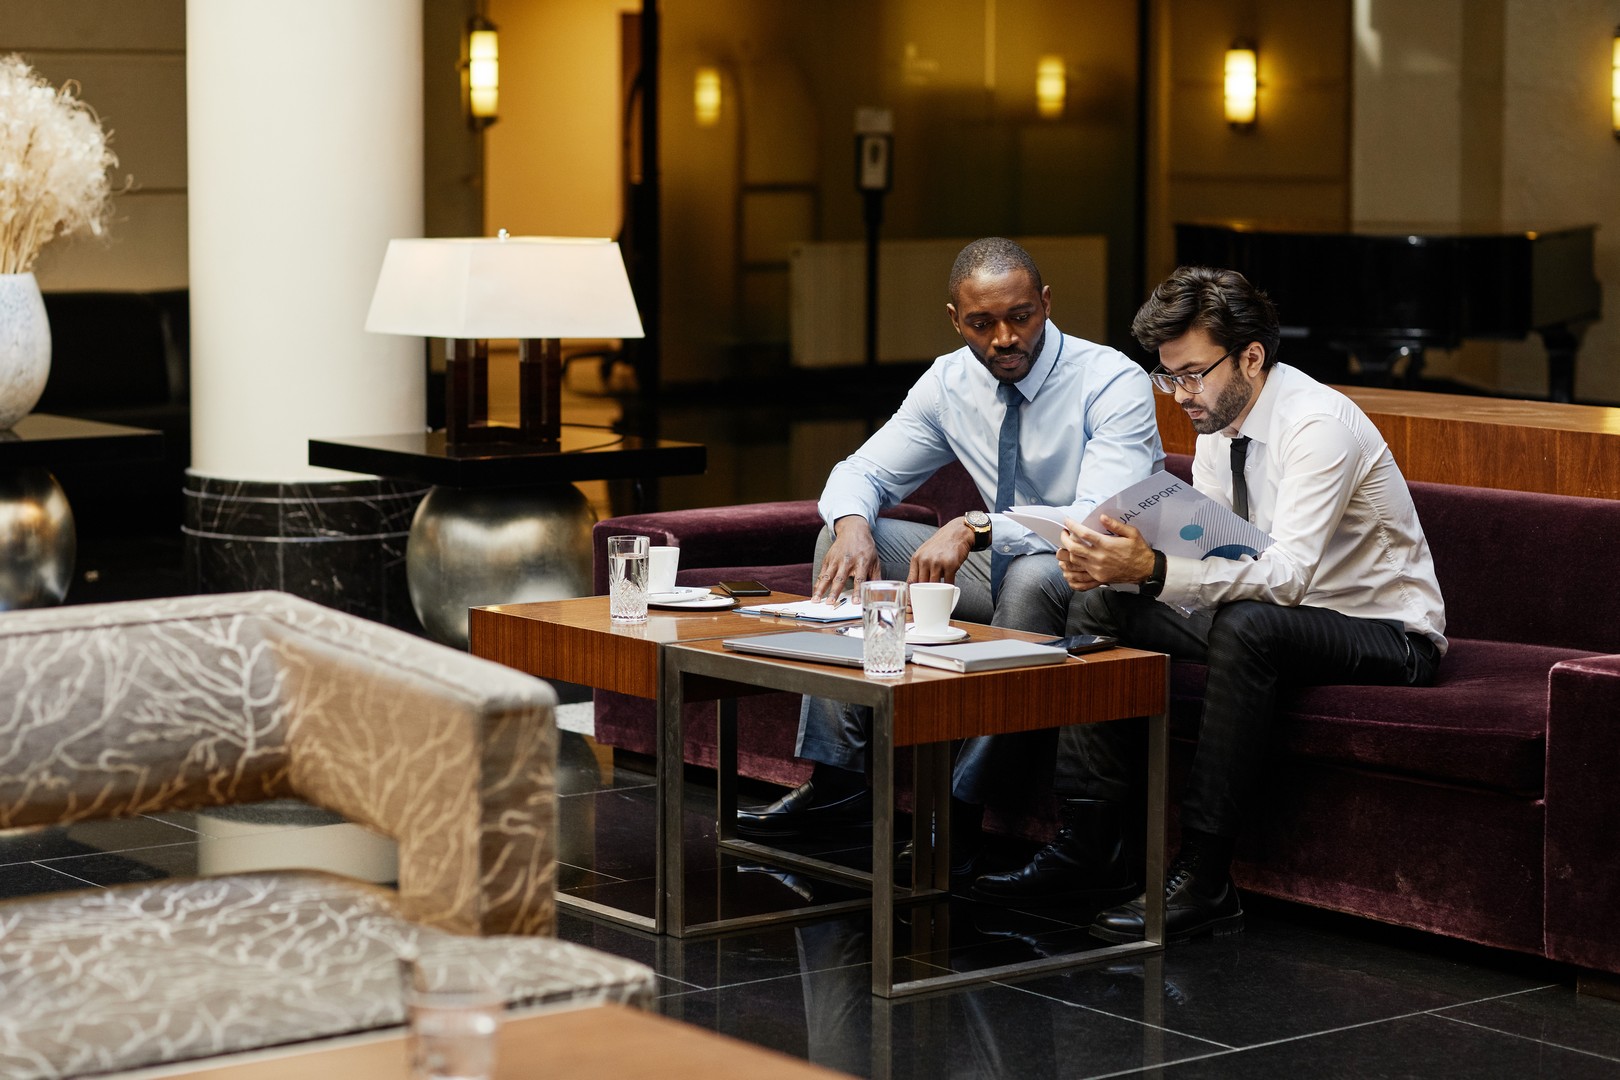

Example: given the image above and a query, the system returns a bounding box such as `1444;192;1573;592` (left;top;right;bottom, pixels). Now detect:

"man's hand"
811;516;882;601
906;518;973;585
1058;513;1155;590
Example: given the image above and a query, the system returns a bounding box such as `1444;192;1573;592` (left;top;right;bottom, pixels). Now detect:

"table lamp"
365;235;645;450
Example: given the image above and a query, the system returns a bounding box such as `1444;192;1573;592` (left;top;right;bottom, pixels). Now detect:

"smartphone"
717;580;772;597
1036;633;1118;656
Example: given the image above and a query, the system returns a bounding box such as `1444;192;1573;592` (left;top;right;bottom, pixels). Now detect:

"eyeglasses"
1150;342;1244;395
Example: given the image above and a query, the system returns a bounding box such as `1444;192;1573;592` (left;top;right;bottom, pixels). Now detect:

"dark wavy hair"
1131;266;1281;369
948;237;1043;302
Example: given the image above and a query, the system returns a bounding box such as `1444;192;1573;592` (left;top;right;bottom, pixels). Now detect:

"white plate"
647;586;712;604
840;624;970;644
649;595;737;611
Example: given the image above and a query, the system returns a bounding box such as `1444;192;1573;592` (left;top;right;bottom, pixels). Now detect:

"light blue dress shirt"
818;320;1163;555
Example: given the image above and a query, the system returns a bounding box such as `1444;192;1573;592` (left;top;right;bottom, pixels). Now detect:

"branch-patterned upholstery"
0;592;656;1077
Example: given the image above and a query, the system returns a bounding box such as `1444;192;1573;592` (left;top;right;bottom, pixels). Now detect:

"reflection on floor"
7;730;1620;1079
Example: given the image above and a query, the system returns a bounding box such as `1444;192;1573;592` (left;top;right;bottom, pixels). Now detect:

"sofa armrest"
0;591;558;938
263;602;558;938
1544;654;1620;974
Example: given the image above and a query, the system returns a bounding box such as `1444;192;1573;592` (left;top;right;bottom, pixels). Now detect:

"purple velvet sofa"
590;456;1620;983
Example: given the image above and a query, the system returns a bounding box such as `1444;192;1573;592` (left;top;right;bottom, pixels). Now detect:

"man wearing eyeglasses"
974;265;1447;943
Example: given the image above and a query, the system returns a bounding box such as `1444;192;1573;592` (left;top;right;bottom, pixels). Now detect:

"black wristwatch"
964;510;993;552
1139;548;1168;600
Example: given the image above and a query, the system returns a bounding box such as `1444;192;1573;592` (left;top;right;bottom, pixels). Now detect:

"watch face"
965;511;991;529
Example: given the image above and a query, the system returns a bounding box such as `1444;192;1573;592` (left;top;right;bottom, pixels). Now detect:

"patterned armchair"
0;592;654;1078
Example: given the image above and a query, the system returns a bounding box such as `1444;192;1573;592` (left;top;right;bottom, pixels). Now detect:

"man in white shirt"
974;265;1446;941
736;238;1162;876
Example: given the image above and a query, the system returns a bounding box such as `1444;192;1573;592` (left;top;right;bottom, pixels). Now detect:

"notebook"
721;630;908;668
907;639;1068;674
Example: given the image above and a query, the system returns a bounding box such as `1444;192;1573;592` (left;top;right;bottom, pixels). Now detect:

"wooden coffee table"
140;1003;851;1078
661;633;1170;997
471;595;1171;997
470;592;876;932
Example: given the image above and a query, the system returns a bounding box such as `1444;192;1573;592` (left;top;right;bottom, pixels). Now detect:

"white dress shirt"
1160;363;1448;651
818;320;1163;556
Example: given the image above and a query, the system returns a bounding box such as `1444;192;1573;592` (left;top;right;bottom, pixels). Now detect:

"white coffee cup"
648;545;680;594
909;582;960;634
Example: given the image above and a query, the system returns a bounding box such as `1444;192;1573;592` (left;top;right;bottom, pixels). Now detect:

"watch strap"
1139;548;1168;600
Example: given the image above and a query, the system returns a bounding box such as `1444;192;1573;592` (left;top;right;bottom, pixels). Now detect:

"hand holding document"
1008;470;1274;562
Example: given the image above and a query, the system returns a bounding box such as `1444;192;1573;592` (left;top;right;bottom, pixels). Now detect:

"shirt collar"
1232;361;1284;442
1007;319;1062;403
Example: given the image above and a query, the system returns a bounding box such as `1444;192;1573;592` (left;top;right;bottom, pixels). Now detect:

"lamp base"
444;338;564;451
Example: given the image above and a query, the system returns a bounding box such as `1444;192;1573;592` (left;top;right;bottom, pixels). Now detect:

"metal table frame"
659;641;1170;999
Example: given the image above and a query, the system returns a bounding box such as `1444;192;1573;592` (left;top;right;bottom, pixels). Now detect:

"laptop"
721;630;909;668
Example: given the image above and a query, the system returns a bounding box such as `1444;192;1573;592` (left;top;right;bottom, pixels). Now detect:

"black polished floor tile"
556;731;650;796
0;861;101;900
1154;1012;1620;1079
1002;908;1552;1050
0;817;202;865
659;966;1221;1080
1436;985;1620;1063
557;908;835;992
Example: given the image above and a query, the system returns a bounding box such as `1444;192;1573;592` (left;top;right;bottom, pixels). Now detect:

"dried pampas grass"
0;54;119;274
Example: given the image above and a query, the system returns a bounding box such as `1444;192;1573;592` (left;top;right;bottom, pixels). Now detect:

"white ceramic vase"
0;273;52;430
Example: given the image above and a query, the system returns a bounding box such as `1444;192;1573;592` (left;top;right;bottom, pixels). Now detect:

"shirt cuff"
1157;554;1203;613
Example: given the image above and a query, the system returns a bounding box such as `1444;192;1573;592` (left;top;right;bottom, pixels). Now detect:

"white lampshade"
365;236;645;340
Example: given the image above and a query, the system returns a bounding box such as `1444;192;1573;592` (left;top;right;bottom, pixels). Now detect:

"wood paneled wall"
1155;386;1620;500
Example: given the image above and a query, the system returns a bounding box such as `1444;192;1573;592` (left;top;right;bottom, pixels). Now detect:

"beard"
1187;374;1253;434
970;328;1045;382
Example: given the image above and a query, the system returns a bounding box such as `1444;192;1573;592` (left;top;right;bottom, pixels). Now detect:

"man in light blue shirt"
736;238;1163;877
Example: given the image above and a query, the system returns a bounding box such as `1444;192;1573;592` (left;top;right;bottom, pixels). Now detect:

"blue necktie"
991;381;1022;604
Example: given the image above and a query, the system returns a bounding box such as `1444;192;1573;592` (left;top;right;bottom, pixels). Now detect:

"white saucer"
841;624;969;643
647;586;711;604
649;595;737;611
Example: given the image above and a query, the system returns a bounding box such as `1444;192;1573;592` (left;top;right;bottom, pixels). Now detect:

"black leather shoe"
971;798;1140;907
735;780;872;838
1089;861;1244;944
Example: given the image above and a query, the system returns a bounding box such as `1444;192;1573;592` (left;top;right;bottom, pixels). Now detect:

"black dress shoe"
1089;861;1244;944
971;798;1140;907
735;780;872;838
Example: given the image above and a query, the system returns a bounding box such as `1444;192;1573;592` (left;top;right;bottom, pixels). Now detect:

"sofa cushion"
0;871;655;1079
1171;638;1591;794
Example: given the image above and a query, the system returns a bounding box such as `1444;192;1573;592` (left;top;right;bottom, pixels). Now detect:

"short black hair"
948;237;1043;302
1131;265;1281;369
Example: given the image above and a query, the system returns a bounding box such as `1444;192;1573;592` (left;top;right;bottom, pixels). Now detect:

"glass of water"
860;580;907;679
401;948;503;1080
608;534;650;623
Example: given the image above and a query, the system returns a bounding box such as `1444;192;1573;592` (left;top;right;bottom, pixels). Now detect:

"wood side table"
309;427;705;646
0;414;163;609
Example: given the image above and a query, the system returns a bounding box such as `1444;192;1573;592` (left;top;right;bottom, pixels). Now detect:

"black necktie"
1230;436;1251;522
991;381;1022;603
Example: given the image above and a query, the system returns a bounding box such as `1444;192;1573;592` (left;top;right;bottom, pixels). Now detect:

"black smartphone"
1036;633;1118;656
717;580;772;597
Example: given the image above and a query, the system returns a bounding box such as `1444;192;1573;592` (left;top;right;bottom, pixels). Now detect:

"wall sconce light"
1611;26;1619;140
1036;55;1066;119
694;66;722;127
466;16;499;130
1224;41;1258;130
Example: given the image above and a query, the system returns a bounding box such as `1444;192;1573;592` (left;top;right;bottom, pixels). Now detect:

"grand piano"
1174;221;1602;403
